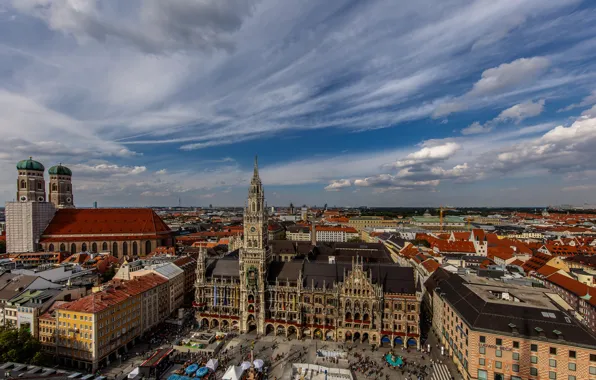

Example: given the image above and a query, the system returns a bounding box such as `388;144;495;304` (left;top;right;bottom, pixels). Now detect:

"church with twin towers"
195;156;421;347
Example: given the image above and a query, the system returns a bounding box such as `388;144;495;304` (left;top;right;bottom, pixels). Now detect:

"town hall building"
194;157;421;347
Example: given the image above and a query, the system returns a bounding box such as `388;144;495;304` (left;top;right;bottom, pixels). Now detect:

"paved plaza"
91;324;461;380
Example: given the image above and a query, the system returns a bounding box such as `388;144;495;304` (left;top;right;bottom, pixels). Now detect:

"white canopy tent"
206;359;219;371
222;366;244;380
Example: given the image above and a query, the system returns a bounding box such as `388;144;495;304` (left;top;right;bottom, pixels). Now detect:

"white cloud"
71;163;147;176
559;91;596;112
495;99;545;123
461;122;493;135
469;57;550;96
156;169;167;175
391;142;460;168
324;179;351;192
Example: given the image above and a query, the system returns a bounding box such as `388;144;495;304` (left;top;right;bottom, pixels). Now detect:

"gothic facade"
194;157;421;347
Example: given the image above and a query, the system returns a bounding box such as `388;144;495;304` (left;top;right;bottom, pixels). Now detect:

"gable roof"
42;208;171;236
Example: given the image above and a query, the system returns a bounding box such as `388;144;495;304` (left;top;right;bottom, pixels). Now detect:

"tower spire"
253;155;259;177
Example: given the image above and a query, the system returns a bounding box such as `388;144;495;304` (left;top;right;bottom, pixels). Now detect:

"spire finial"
253;155;259;177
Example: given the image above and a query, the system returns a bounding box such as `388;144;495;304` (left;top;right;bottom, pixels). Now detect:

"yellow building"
348;216;398;231
54;274;165;372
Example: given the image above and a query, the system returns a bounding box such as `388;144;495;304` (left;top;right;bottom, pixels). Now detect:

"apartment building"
54;273;167;372
430;269;596;380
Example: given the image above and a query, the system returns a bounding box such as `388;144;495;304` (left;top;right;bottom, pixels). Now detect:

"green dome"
48;164;72;176
16;157;44;171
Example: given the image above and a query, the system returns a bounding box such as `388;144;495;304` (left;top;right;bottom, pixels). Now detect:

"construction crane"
437;206;456;232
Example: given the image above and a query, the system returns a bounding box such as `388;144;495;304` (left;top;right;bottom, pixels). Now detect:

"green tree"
0;326;42;364
347;237;362;243
101;265;116;283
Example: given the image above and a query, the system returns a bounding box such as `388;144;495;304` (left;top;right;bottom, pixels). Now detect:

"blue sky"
2;0;596;207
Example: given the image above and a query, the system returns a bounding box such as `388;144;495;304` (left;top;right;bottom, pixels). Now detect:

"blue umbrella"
185;364;199;375
196;367;209;378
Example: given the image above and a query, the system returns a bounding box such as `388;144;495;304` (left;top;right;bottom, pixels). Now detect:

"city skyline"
2;1;596;207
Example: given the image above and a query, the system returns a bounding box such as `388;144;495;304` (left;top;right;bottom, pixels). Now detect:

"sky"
2;0;596;208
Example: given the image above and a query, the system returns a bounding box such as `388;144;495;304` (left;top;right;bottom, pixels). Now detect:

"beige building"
348;216;398;231
430;269;596;380
131;263;184;316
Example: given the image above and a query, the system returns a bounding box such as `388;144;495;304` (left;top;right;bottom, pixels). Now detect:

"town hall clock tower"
239;156;270;334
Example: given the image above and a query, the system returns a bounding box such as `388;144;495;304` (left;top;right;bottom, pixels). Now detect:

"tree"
101;265;116;283
0;327;42;364
347;237;362;243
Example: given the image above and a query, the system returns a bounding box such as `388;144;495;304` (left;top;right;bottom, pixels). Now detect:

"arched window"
132;242;138;256
112;242;119;257
70;243;76;254
60;243;66;252
81;243;87;252
52;183;57;192
20;180;26;189
145;240;152;255
48;244;54;252
91;243;97;253
102;242;108;251
122;242;128;256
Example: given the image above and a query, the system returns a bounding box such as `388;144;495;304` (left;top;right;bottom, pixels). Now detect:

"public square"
94;320;460;380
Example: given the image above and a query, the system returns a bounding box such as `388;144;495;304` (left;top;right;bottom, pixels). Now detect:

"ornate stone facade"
194;157;421;347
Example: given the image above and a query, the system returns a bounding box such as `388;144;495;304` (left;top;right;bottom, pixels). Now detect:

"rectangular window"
569;350;576;359
549;371;556;379
549;359;556;368
479;358;485;366
477;370;488;380
513;341;519;349
513;352;519;360
531;368;538;376
479;336;486;343
495;361;502;369
531;344;538;352
479;347;485;354
496;350;502;357
591;354;596;362
496;338;502;345
568;363;576;371
568;376;576;380
590;367;596;375
550;347;557;355
512;364;519;372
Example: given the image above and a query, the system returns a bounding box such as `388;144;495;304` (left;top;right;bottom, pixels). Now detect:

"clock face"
66;197;72;203
250;226;256;233
20;196;27;202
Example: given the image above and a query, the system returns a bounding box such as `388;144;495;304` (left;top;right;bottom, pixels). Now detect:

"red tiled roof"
451;232;470;241
510;259;524;267
522;251;552;273
42;208;171;236
546;272;596;306
421;259;440;273
432;240;476;253
536;265;561;277
59;273;167;313
173;256;196;268
40;235;163;243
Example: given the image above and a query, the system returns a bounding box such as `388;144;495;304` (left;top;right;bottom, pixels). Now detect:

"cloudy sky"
2;0;596;207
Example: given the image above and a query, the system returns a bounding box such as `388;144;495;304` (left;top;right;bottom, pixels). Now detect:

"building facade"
194;157;420;347
6;158;174;256
430;269;596;380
